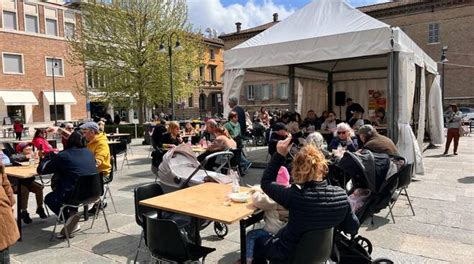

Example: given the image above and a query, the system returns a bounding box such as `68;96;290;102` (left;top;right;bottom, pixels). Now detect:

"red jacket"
32;137;53;153
13;123;23;133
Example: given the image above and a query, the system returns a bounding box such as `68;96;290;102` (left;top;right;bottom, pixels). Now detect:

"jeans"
45;191;76;220
246;229;272;259
0;247;10;264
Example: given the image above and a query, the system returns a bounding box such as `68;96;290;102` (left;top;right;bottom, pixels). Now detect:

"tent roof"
224;0;437;74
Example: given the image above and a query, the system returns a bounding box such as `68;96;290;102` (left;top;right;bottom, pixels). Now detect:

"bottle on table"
231;170;240;193
116;127;119;134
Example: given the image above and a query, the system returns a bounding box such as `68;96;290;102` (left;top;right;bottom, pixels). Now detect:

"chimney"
235;22;242;33
273;13;278;22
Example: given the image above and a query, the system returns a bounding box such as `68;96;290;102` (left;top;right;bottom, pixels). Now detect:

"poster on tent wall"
368;89;387;120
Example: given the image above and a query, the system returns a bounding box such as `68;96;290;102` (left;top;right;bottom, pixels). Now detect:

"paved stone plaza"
8;136;474;263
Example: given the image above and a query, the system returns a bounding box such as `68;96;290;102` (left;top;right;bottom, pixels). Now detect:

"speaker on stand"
335;91;346;119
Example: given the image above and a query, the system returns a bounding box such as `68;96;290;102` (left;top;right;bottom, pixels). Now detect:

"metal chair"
50;173;110;247
386;163;415;223
144;217;215;264
115;139;130;170
102;158;117;213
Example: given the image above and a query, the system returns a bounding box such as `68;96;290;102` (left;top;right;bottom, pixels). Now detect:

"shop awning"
43;91;77;104
0;91;39;105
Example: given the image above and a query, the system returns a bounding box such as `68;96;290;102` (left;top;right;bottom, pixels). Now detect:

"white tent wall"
396;52;425;174
428;75;444;145
296;79;328;116
417;68;427;150
223;69;245;117
332;78;387;121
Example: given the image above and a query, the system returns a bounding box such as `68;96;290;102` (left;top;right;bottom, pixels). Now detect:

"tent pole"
328;72;333;112
288;66;296;112
388;52;399;143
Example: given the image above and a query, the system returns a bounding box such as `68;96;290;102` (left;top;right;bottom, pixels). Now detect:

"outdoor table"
140;182;263;264
108;141;121;170
106;133;131;141
5;165;38;241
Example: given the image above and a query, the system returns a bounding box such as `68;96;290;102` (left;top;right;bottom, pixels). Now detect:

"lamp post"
441;46;448;109
51;57;58;126
159;32;182;120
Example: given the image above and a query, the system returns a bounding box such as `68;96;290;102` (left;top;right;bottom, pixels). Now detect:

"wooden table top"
140;183;256;225
5;165;38;179
106;133;131;137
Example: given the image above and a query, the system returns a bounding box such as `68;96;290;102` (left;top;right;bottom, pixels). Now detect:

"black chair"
386;163;415;223
116;139;129;170
50;173;110;247
144;217;216;264
287;228;334;264
103;158;117;213
133;183;164;263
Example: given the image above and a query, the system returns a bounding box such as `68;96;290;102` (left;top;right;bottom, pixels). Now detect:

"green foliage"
68;0;205;122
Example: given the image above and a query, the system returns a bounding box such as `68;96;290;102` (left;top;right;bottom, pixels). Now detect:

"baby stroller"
154;144;235;238
328;150;400;264
251;122;266;146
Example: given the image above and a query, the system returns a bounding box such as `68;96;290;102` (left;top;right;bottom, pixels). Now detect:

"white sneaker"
57;213;81;239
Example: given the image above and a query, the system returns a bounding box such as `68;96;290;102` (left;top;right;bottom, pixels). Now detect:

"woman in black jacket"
253;135;359;263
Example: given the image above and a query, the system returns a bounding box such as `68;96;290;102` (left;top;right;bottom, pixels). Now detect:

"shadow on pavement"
361;215;390;231
457;176;474;184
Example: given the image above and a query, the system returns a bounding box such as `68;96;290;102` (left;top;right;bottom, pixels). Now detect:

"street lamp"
159;32;182;120
51;57;59;126
441;46;448;108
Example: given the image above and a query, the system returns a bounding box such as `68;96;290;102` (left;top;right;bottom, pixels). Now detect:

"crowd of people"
0;121;113;262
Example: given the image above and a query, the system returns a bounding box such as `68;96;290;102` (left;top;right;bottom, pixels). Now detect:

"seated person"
305;132;329;157
240;168;290;264
151;120;167;149
197;126;237;170
320;111;339;131
224;111;242;144
348;111;365;130
161;121;183;148
32;129;54;153
285;112;301;135
253;136;359;263
38;131;98;239
358;125;399;156
372;108;387;126
302;109;321;131
61;123;75;148
318;110;329;125
8;143;47;224
183;122;195;136
268;123;288;156
200;119;218;145
328;123;359;152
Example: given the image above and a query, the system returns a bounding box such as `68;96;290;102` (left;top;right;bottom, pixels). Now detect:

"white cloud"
187;0;295;35
187;0;391;35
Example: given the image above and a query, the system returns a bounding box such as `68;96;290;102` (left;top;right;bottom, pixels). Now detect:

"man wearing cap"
345;98;365;122
358;125;398;156
268;123;288;156
80;122;111;177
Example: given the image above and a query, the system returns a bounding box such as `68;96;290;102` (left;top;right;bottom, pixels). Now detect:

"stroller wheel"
214;222;229;238
355;236;373;254
372;258;394;264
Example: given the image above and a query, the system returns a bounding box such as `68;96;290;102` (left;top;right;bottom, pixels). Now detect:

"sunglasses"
337;131;347;135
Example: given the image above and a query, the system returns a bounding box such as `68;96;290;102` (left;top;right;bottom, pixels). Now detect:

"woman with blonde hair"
328;122;359;152
160;121;182;148
252;135;359;263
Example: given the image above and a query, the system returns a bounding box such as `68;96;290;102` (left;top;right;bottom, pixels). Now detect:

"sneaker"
87;201;107;215
20;211;33;224
57;213;81;239
57;224;81;239
36;207;48;219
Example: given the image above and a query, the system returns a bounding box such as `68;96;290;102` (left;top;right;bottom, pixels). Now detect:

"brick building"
360;0;474;107
0;0;86;125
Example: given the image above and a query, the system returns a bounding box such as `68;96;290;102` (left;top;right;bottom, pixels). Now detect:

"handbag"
459;126;464;137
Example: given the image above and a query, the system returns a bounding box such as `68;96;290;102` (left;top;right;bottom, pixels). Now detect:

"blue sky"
187;0;390;34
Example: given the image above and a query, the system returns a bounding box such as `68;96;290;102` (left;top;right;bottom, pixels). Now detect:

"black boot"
37;207;48;219
20;210;33;224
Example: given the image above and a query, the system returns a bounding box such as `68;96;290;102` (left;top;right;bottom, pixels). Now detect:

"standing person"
444;104;463;155
345;98;365;122
0;162;20;264
113;112;121;125
13;119;24;141
228;97;246;137
39;131;98;239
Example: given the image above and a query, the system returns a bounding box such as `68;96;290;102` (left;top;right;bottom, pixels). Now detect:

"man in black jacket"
345;98;365;122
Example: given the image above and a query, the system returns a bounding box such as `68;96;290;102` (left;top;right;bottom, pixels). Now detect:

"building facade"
0;0;86;125
360;0;474;107
219;13;294;114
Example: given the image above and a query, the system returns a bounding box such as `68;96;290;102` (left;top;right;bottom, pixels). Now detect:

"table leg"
16;179;23;241
193;217;201;245
240;220;247;264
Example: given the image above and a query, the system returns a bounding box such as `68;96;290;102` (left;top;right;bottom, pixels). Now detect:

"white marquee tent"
223;0;444;174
